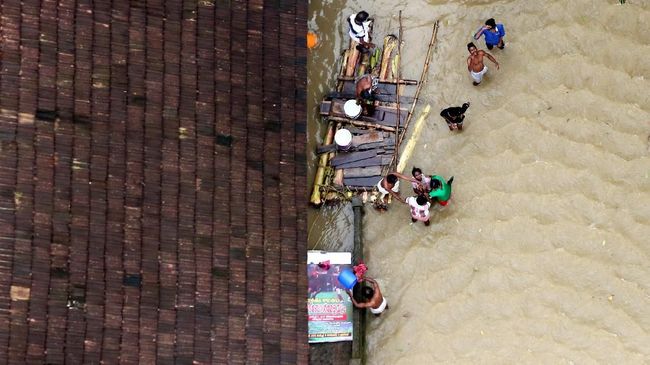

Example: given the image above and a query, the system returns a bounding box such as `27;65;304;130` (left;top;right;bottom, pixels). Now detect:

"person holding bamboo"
376;171;423;205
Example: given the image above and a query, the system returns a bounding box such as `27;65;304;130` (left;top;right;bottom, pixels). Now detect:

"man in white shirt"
347;11;374;50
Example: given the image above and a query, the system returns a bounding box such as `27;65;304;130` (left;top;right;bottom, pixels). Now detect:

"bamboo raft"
310;20;439;206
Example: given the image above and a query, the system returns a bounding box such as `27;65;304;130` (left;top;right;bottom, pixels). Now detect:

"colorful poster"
307;251;354;343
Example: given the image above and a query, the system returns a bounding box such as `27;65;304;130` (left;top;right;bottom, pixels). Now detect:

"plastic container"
337;268;358;290
334;129;353;151
343;99;362;119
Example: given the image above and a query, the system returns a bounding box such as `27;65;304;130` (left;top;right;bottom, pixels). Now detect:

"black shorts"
487;42;504;50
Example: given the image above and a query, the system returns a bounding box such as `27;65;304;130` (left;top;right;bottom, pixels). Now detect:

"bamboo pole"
399;21;438;149
386;21;439;173
337;76;418;85
310;121;336;206
394;10;403;164
379;35;398;81
326;116;396;132
337;49;351;92
397;104;430;173
345;44;361;77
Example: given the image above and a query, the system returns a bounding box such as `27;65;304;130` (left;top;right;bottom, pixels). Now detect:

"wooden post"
310;122;336;205
384;21;439;175
393;11;403;167
350;197;366;363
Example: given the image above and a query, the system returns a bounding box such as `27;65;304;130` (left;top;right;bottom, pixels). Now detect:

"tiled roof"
0;1;308;363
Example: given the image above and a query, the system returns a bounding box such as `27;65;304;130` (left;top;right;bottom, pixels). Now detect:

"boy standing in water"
474;18;506;50
406;195;431;226
429;175;454;206
411;167;431;195
467;42;499;86
440;102;470;131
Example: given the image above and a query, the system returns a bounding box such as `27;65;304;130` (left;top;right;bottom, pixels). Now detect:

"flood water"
307;0;650;363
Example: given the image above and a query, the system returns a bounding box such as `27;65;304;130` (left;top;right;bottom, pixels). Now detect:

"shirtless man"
466;42;499;86
346;277;388;316
355;74;377;115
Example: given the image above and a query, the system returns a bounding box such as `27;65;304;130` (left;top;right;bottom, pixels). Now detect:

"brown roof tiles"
0;1;307;363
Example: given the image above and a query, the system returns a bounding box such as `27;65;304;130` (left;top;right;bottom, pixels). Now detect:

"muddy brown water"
308;0;650;363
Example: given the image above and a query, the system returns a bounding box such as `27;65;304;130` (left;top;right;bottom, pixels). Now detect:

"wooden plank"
356;137;395;151
343;176;382;187
360;109;407;127
330;150;377;167
338;76;417;85
335;156;383;169
328;91;414;104
351;131;383;146
343;166;382;178
346;126;373;134
319;100;331;116
326;116;396;132
328;99;408;126
316;144;337;155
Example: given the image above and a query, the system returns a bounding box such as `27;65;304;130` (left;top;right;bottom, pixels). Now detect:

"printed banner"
307;251;353;343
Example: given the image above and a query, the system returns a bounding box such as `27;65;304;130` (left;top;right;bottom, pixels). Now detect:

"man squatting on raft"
355;74;379;115
347;11;374;51
467;42;499;86
440;102;470;131
346;277;388;316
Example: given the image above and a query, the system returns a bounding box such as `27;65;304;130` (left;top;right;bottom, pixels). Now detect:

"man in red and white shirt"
406;195;431;226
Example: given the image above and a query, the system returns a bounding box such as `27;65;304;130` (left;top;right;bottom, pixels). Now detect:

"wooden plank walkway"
0;1;308;364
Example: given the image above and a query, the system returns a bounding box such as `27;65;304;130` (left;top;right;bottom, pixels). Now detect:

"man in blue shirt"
474;18;505;50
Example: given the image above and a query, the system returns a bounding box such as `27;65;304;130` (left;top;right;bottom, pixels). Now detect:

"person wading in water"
346;277;388;316
467;42;499;86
